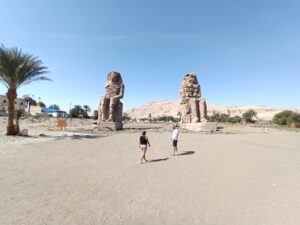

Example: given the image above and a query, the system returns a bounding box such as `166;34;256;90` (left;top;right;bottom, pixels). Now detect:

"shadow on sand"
177;151;195;156
147;158;169;163
54;134;104;141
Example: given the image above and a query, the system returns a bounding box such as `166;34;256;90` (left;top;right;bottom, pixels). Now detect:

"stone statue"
98;72;125;125
180;73;207;123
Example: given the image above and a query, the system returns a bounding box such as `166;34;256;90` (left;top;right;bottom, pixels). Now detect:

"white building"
0;95;26;113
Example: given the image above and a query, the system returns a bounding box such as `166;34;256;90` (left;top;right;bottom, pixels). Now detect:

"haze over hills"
125;100;300;121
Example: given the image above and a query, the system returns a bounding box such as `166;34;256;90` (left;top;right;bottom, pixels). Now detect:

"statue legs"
114;101;123;123
99;97;122;122
190;98;200;123
199;98;207;122
108;98;118;122
107;97;123;122
99;97;110;122
180;98;207;123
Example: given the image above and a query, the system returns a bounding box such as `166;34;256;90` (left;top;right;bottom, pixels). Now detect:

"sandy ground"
0;119;300;225
0;117;102;151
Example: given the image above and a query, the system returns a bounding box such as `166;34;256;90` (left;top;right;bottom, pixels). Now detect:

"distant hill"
125;100;300;121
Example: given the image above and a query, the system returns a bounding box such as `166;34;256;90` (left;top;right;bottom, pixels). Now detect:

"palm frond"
0;44;50;89
0;79;9;88
19;77;52;87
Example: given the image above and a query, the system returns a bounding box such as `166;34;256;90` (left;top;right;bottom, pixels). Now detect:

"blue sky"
0;0;299;111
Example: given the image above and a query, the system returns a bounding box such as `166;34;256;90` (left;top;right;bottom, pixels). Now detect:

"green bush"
273;110;300;125
209;113;228;123
153;116;178;122
227;116;242;124
122;114;131;122
242;110;257;123
70;105;89;118
290;113;300;125
208;113;242;124
139;118;149;122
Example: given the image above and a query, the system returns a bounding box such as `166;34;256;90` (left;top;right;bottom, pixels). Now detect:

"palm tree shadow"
177;151;195;156
54;134;104;141
70;135;103;140
147;158;169;163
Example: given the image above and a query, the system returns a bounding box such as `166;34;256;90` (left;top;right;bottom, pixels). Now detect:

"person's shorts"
140;144;147;150
172;140;178;147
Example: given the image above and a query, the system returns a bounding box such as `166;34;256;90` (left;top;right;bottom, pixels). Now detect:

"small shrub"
242;110;257;123
122;114;131;122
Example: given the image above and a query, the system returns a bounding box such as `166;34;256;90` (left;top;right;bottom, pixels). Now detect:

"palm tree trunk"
15;118;20;134
6;89;17;135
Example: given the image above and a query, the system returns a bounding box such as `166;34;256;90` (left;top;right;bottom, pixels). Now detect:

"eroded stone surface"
98;72;125;125
180;73;207;123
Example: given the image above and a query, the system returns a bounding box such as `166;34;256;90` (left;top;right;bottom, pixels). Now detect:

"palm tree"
23;94;36;113
38;101;46;108
70;105;83;118
83;105;91;113
83;105;91;118
49;104;60;110
0;45;50;135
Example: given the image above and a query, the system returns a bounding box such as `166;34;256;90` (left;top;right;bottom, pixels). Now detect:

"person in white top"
171;125;179;156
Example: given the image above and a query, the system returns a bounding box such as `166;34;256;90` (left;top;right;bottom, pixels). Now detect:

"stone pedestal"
98;122;123;131
181;122;217;132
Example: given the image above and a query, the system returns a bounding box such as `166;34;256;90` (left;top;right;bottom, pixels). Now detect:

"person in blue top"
139;131;151;164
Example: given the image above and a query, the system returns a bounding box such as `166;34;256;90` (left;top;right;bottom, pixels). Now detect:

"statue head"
180;73;201;98
184;73;199;86
106;71;123;87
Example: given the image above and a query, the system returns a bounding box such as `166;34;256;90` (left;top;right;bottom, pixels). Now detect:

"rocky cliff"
125;100;299;121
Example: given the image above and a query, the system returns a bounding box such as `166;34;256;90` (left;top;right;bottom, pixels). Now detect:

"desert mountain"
125;100;299;121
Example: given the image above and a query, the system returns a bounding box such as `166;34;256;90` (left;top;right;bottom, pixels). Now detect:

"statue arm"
112;84;125;100
114;84;124;99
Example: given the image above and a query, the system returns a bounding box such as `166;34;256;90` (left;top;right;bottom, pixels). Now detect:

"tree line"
208;109;300;126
